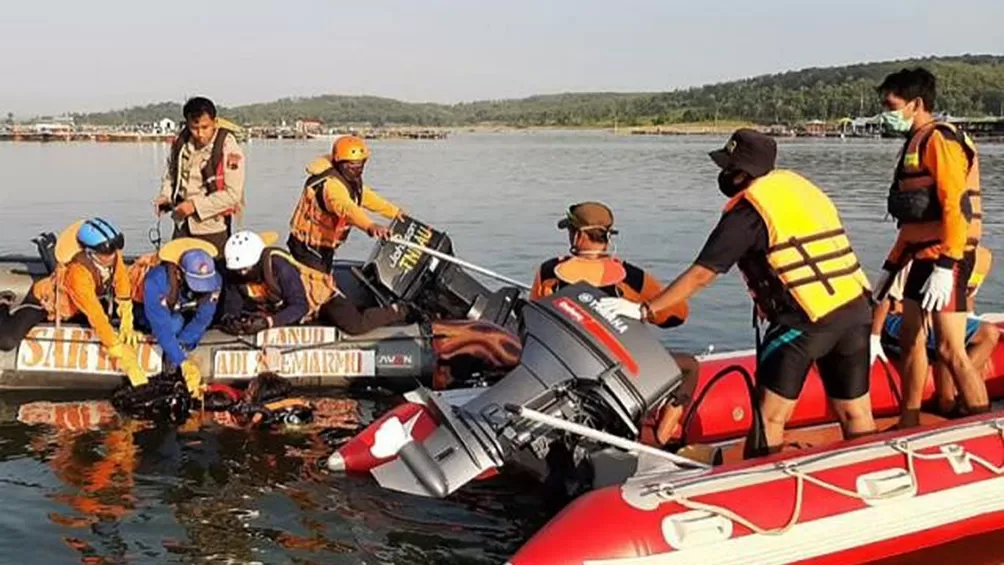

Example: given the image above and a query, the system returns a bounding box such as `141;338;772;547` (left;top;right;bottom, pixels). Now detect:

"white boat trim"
589;472;1004;565
627;418;1004;502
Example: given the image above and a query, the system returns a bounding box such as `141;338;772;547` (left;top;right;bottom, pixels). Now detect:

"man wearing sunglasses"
0;218;148;387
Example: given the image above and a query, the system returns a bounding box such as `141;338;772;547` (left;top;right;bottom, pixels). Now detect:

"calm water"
0;131;1002;564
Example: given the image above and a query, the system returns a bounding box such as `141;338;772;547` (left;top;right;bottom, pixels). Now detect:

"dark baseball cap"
709;129;777;178
557;202;618;234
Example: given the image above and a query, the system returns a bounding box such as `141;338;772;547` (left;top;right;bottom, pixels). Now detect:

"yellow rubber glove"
107;343;148;387
116;299;141;349
180;357;203;399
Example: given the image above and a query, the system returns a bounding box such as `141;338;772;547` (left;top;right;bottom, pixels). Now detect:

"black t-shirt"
694;201;869;331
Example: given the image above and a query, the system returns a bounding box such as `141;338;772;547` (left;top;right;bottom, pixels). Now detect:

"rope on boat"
656;420;1004;537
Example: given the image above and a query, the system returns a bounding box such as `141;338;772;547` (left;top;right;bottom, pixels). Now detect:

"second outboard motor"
361;215;521;330
369;283;684;498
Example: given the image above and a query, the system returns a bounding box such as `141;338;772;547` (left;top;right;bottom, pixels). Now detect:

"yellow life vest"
723;169;870;323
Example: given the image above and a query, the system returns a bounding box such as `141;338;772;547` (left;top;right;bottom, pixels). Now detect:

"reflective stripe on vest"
254;248;338;321
893;121;981;260
288;164;361;251
723;170;869;323
969;246;993;290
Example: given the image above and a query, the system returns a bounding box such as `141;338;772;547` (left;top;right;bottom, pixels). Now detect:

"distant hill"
70;55;1004;127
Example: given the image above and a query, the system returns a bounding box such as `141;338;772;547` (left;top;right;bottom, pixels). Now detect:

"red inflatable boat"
328;319;1004;475
509;410;1004;565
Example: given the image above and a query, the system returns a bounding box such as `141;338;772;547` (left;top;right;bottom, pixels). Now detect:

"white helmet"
224;231;265;270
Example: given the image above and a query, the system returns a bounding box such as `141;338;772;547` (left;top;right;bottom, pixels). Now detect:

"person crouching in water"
530;202;695;447
0;218;147;387
219;231;409;335
129;238;222;399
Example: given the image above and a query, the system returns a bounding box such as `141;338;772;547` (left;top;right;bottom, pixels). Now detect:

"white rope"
656;422;1004;537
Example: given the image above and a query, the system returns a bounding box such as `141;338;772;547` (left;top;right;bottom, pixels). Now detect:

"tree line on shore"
67;55;1004;128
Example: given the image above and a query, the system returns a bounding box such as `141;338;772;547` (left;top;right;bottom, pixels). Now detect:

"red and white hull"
509;412;1004;565
331;322;1004;475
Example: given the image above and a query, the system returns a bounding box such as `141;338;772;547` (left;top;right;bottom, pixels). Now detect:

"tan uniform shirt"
159;129;246;236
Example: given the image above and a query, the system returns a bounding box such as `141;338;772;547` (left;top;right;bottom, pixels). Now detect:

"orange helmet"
332;135;370;162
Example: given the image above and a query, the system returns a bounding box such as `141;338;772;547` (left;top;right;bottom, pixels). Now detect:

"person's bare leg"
933;311;989;412
757;388;797;452
830;394;876;439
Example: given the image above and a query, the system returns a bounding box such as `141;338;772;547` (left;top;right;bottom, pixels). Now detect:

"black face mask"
230;264;263;284
717;169;746;198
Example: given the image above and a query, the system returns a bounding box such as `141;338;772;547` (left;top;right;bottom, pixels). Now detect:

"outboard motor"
367;283;684;498
361;215;521;331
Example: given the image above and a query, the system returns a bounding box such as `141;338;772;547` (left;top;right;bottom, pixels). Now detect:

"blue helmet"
77;218;124;255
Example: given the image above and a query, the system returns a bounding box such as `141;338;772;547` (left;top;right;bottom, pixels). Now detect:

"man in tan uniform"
153;97;245;255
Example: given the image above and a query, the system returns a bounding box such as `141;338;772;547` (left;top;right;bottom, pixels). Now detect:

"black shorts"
902;252;975;313
757;322;871;401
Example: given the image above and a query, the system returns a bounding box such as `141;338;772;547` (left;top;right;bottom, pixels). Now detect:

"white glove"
596;297;644;321
872;270;893;303
869;333;888;366
921;266;954;312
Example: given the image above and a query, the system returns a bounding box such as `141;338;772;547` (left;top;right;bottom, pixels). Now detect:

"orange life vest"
128;253;192;308
535;255;630;297
242;248;338;322
288;163;361;252
31;252;119;321
723;170;870;323
888;121;981;261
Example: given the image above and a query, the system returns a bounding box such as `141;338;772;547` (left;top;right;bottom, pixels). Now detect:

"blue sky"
2;0;1002;116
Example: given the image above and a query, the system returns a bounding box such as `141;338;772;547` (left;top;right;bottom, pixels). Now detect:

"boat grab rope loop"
655;420;1004;537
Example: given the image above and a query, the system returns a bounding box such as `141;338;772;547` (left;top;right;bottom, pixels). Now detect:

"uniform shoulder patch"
226;153;242;170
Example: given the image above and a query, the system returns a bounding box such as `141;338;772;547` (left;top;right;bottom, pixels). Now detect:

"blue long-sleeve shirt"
142;265;219;366
222;253;310;327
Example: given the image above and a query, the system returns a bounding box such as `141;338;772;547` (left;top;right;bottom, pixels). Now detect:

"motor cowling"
368;283;684;498
360;215;520;331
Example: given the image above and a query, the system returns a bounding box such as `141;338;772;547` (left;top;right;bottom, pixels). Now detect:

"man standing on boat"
287;135;405;272
530;201;695;446
597;129;876;458
870;68;988;428
153;97;245;256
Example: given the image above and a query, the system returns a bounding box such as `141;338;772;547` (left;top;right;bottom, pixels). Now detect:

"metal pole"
387;237;531;291
505;404;710;470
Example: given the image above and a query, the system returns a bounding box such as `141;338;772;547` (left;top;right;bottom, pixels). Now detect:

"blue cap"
179;249;222;293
